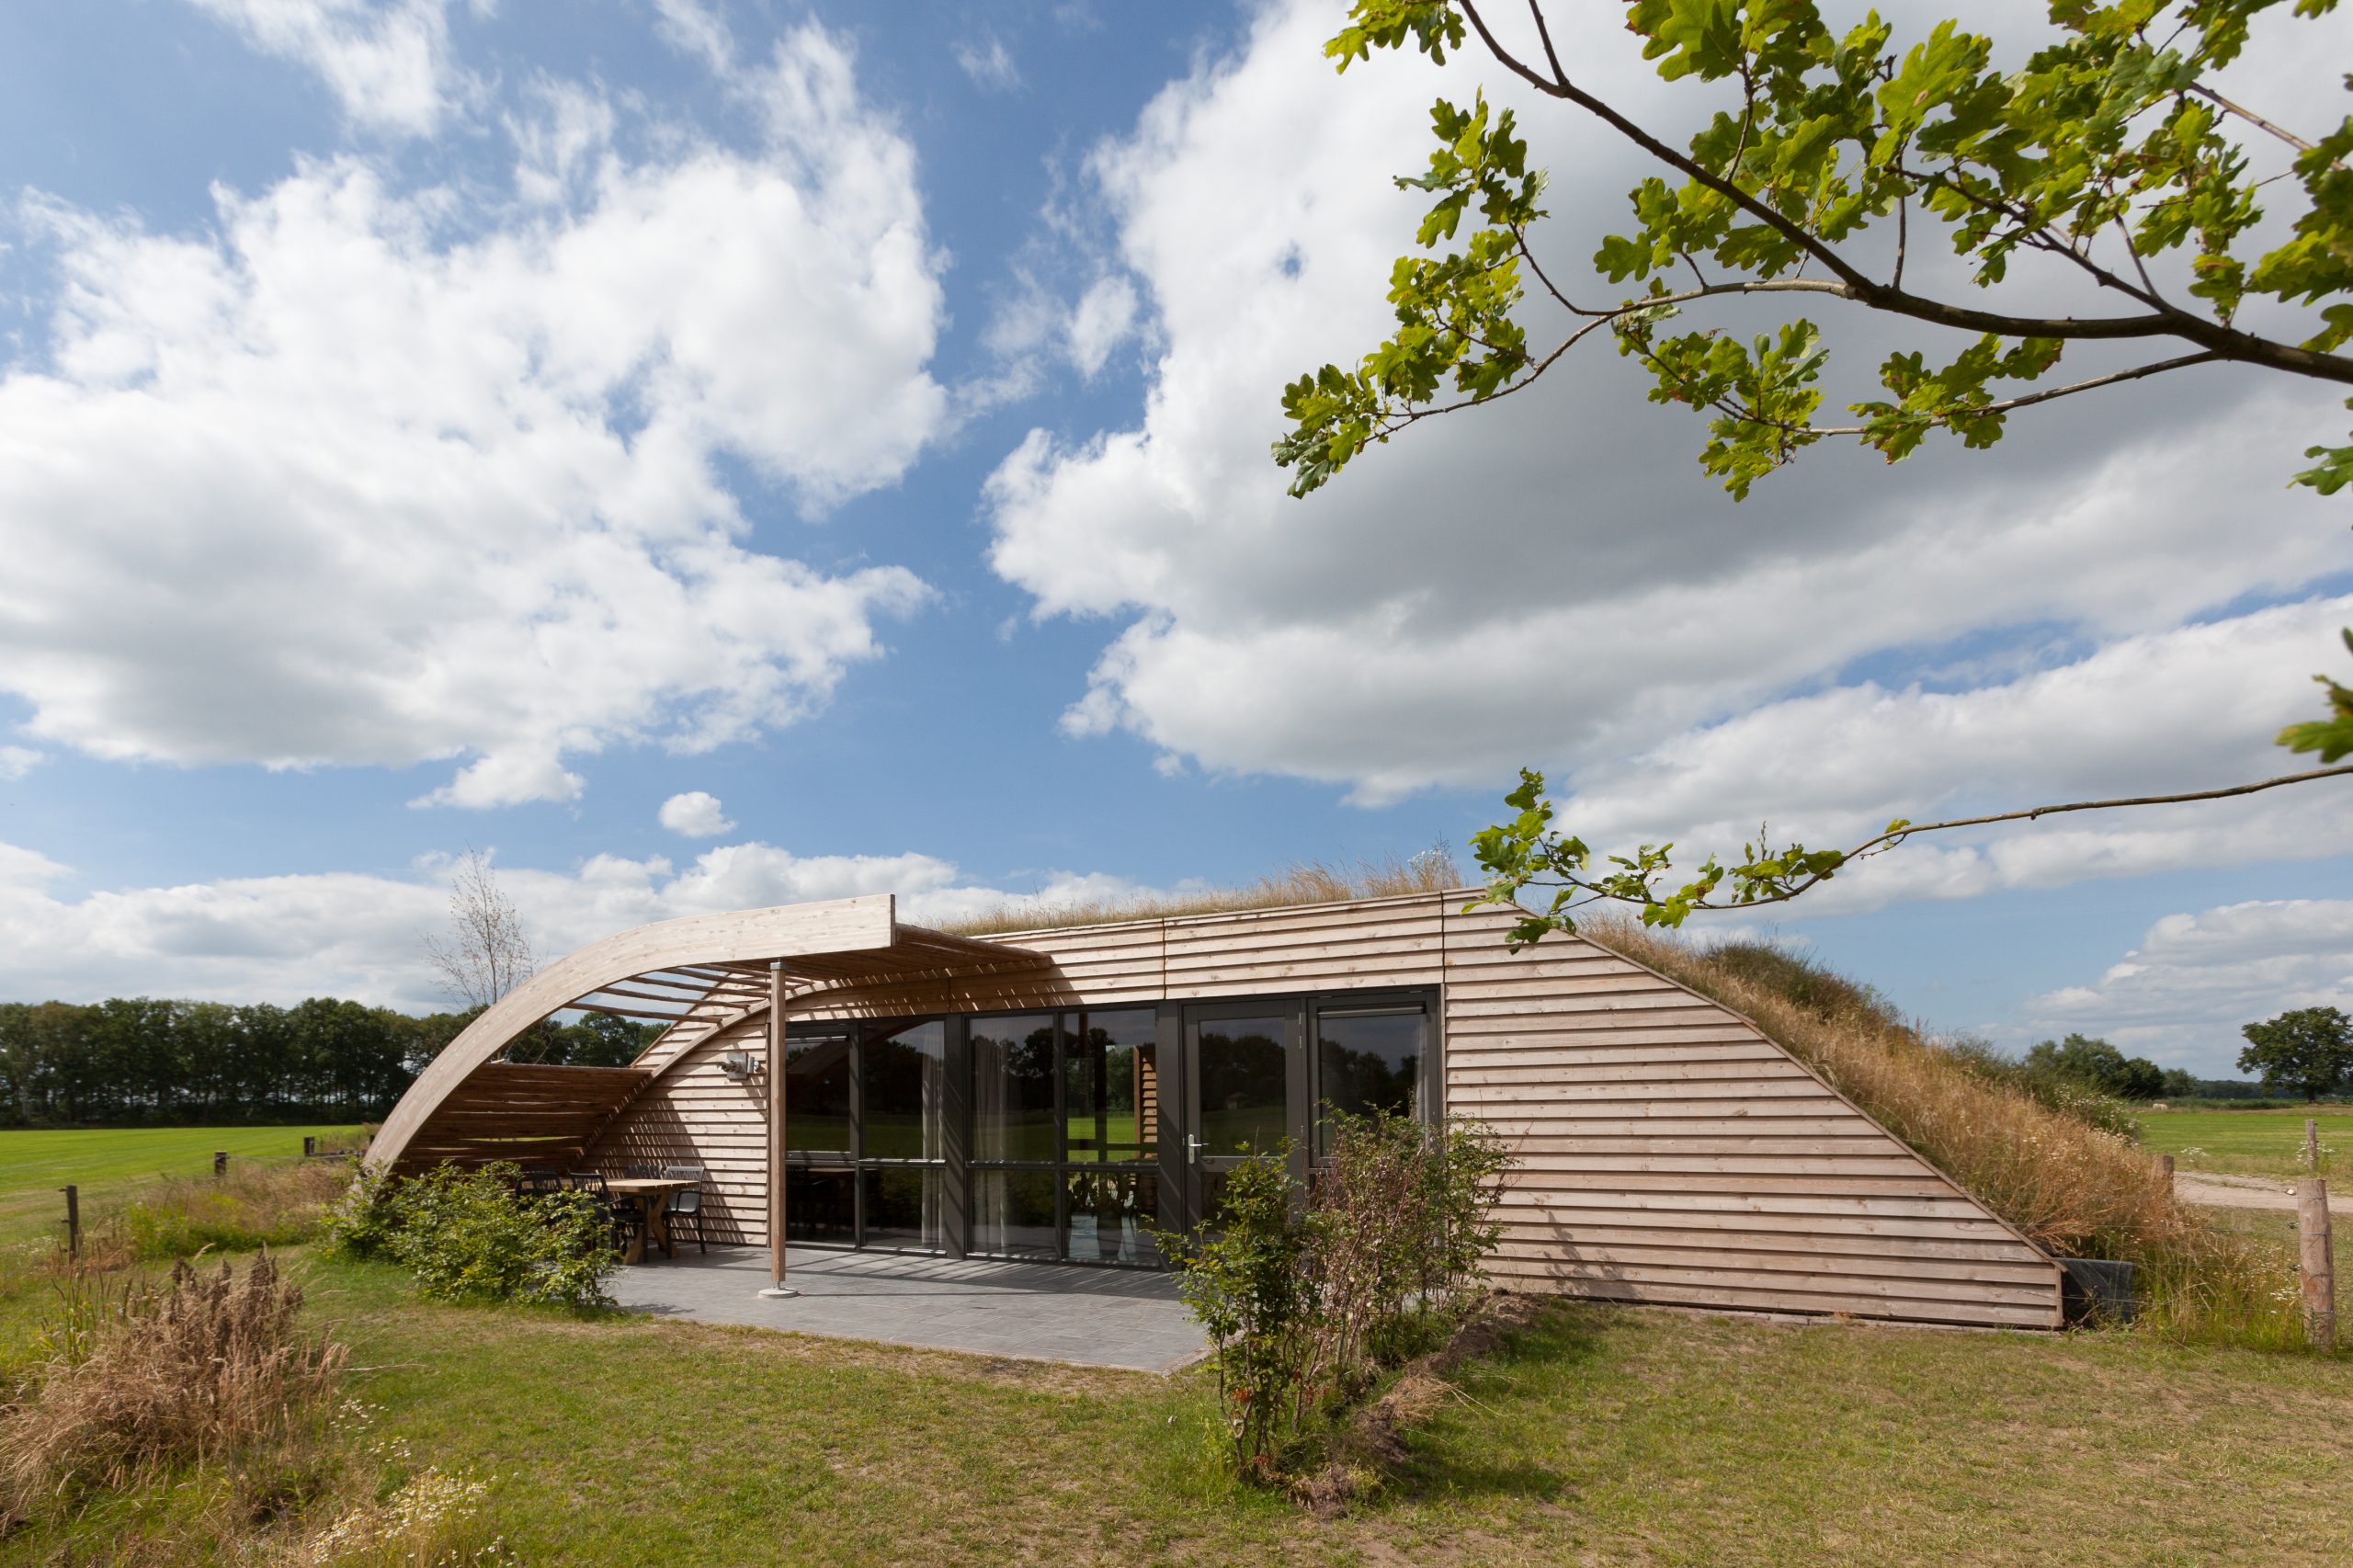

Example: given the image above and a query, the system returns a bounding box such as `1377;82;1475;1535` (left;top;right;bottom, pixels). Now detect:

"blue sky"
0;0;2347;1077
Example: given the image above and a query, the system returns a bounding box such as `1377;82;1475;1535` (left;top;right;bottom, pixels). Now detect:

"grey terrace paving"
608;1245;1209;1373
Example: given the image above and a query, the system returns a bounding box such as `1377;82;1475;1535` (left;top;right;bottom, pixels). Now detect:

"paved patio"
609;1245;1208;1373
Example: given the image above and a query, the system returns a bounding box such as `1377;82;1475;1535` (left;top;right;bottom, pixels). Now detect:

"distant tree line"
0;998;660;1128
2021;1009;2353;1106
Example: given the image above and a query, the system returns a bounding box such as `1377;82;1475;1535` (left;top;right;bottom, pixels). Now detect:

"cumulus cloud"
0;28;949;808
2020;899;2353;1072
188;0;480;137
658;790;734;837
983;0;2353;923
0;838;1154;1011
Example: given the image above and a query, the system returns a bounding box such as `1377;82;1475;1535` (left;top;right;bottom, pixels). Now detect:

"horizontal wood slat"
398;890;2061;1329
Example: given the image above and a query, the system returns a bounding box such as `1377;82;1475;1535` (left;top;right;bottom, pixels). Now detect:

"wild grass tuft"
1582;921;2306;1349
0;1252;348;1517
113;1158;354;1262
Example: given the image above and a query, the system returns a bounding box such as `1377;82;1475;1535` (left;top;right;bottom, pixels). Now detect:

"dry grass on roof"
934;850;1464;937
1577;915;2306;1348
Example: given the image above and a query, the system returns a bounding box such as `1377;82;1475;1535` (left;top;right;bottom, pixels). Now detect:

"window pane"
861;1018;945;1159
785;1165;854;1242
861;1166;942;1250
1065;1167;1160;1266
1316;1010;1426;1148
972;1169;1059;1259
1198;1017;1289;1157
1063;1008;1160;1164
784;1032;852;1153
972;1014;1058;1162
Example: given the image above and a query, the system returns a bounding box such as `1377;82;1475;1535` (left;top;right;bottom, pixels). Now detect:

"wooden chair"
661;1165;710;1254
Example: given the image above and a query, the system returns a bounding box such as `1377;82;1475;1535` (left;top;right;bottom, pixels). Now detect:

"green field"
1;1250;2347;1566
0;1124;366;1246
2140;1107;2353;1178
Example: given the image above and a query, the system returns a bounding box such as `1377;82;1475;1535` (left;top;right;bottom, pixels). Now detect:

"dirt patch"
1296;1291;1549;1518
2177;1172;2350;1213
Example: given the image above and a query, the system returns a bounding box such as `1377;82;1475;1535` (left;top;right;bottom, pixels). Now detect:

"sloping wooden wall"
391;1062;652;1174
581;892;2061;1328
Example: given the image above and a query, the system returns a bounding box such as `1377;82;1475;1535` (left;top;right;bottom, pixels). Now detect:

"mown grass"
3;1252;2349;1566
2142;1107;2353;1179
0;1126;367;1246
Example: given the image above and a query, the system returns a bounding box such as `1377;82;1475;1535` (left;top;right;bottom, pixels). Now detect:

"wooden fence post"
213;1150;228;1178
2156;1153;2175;1182
2309;1119;2322;1171
303;1136;316;1158
2298;1177;2335;1353
60;1185;77;1258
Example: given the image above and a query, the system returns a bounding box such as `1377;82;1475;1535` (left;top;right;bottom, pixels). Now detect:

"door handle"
1185;1134;1203;1164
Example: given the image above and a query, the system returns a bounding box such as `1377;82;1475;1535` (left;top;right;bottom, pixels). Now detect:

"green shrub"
1156;1115;1511;1480
328;1163;619;1310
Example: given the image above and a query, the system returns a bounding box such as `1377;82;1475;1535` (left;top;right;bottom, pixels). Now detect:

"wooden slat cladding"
564;891;2061;1328
1441;902;2060;1327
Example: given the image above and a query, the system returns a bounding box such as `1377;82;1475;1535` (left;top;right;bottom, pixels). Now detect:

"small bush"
331;1163;620;1310
1156;1115;1511;1480
0;1252;347;1515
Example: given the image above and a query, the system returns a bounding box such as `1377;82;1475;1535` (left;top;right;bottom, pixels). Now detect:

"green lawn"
0;1124;366;1246
4;1247;2350;1566
2140;1106;2353;1178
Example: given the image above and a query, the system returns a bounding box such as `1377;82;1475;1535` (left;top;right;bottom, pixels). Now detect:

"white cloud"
0;28;949;808
0;837;1155;1010
2020;899;2353;1071
953;35;1021;93
188;0;480;137
1065;275;1137;377
0;747;41;782
658;790;734;837
651;0;733;75
1539;597;2353;914
983;0;2353;918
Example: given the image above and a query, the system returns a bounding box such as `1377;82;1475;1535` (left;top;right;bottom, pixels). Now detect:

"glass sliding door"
1182;1003;1303;1226
967;1006;1164;1265
780;1017;948;1254
782;1029;855;1244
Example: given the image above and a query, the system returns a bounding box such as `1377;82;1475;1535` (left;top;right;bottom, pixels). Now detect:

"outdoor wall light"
719;1050;760;1081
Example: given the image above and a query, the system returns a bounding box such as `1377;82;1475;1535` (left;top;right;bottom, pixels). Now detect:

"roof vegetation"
934;848;1464;937
1581;920;2304;1347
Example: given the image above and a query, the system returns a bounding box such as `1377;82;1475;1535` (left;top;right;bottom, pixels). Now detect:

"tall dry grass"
1583;920;2305;1347
938;848;1463;937
116;1158;354;1262
1;1252;347;1516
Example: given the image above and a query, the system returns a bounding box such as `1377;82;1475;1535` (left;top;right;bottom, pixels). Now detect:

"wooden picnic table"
604;1177;697;1265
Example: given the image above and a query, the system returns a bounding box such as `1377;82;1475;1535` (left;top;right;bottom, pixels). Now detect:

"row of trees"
0;999;658;1128
2024;1008;2353;1105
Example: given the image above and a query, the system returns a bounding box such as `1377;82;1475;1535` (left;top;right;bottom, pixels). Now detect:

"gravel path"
2177;1170;2352;1213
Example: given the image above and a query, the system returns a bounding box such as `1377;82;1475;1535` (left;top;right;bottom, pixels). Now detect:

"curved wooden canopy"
369;894;1047;1173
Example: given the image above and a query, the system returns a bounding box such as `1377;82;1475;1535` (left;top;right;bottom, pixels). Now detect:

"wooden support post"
60;1185;77;1258
2156;1153;2175;1183
2299;1177;2335;1353
2307;1119;2322;1171
213;1150;227;1178
759;960;797;1300
303;1136;316;1158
